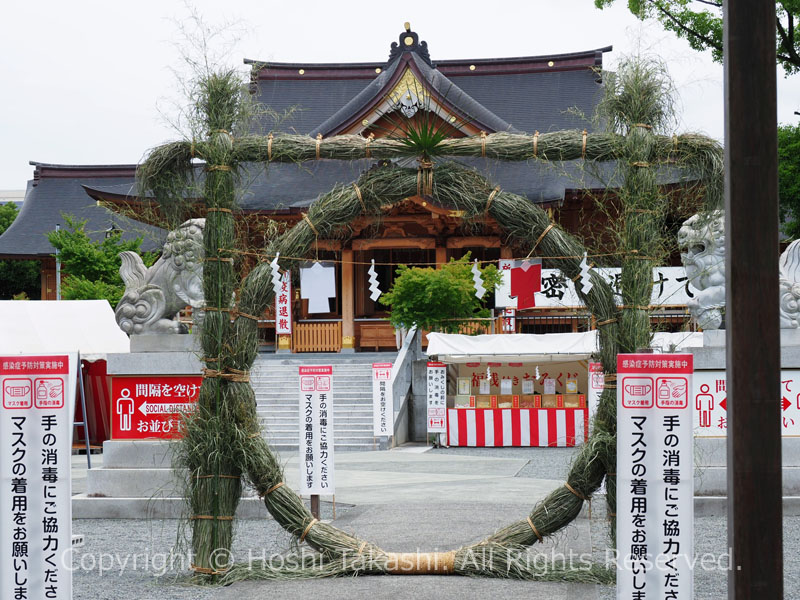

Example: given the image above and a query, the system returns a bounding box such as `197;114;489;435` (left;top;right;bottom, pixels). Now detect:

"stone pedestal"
73;440;267;518
130;332;200;353
73;334;270;518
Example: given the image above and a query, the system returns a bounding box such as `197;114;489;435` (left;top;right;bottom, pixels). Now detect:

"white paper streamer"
472;259;486;299
368;259;382;302
270;252;282;296
579;252;594;295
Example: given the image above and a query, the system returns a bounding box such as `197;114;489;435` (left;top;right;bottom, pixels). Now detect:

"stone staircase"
252;352;397;452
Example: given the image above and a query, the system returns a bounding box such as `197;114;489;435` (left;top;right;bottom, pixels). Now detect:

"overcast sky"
1;0;798;190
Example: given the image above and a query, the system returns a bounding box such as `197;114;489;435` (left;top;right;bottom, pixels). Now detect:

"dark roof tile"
0;171;164;258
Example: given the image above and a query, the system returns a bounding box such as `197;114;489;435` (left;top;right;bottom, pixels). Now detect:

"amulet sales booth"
426;332;599;448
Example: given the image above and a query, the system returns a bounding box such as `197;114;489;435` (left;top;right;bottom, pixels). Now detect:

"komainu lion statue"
115;219;205;334
677;211;726;330
678;210;800;329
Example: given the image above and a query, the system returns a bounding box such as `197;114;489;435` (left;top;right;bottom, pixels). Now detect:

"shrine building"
0;26;695;352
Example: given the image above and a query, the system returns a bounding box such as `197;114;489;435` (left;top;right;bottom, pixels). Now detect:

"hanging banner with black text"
298;366;335;495
617;353;694;599
1;354;77;600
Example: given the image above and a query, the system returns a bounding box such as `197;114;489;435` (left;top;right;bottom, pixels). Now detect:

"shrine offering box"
498;395;514;408
541;394;559;408
563;394;586;408
475;395;492;408
454;395;473;408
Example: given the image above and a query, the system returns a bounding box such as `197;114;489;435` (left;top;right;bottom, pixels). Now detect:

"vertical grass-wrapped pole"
185;71;244;579
595;58;674;540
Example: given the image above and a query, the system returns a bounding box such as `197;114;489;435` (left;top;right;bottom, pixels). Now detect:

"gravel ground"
71;446;798;598
72;501;341;600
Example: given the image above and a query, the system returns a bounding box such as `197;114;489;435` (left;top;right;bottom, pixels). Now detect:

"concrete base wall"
106;352;202;375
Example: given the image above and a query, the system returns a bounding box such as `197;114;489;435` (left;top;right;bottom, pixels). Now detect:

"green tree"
594;0;800;74
46;215;157;306
0;202;40;299
379;255;503;333
779;123;800;237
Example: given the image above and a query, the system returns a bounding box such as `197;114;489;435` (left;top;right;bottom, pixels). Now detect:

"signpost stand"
2;353;77;600
617;353;694;598
426;362;447;444
298;366;335;521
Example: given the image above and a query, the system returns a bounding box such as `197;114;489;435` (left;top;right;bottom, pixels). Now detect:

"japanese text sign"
275;271;292;335
693;369;800;437
372;363;393;437
2;354;77;600
111;376;201;440
496;263;698;309
299;366;335;494
588;362;604;431
427;362;447;433
617;353;694;599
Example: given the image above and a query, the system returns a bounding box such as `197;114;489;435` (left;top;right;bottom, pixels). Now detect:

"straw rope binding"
315;133;322;160
302;213;319;237
266;481;285;495
206;207;233;214
564;482;588;501
526;516;543;542
207;165;232;172
533;131;539;158
353;183;366;212
191;515;234;521
385;552;457;575
233;310;261;322
267;133;273;161
299;518;318;543
485;186;500;215
528;223;555;257
581;129;587;159
191;564;228;575
365;133;374;158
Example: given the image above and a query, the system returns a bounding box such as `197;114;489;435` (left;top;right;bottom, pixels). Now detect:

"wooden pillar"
724;1;782;597
435;246;447;268
341;248;355;352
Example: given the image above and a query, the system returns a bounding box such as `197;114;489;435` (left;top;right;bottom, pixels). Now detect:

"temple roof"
0;163;164;259
247;26;610;137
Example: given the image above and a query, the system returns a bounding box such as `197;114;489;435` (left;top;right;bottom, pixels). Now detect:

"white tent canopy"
426;331;703;363
0;300;129;360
